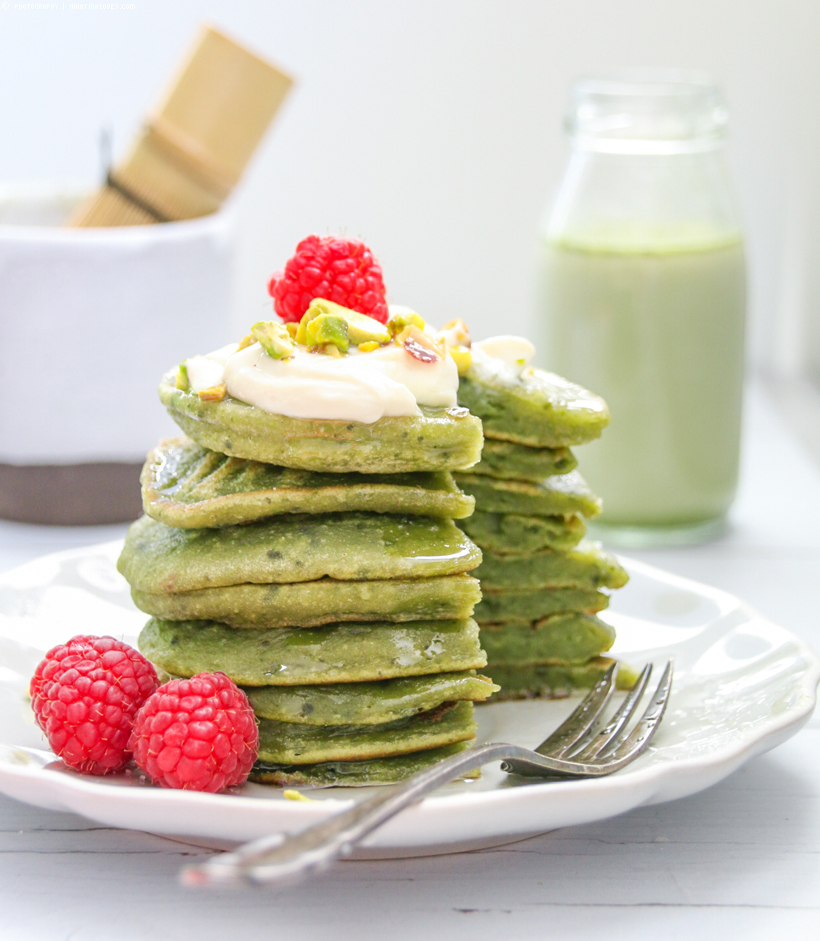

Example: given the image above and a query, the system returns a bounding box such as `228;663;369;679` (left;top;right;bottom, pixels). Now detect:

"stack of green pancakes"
118;375;494;787
455;353;633;698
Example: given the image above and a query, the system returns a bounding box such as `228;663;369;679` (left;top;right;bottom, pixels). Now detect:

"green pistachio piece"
175;362;190;391
387;309;425;338
340;310;390;345
252;321;296;360
306;313;350;353
297;298;390;347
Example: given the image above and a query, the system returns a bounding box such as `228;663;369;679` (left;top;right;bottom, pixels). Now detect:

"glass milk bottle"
538;74;746;546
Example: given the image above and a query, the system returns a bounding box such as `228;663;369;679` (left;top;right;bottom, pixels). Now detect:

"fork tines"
502;660;673;778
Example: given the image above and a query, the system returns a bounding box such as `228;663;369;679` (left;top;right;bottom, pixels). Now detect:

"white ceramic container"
0;186;235;465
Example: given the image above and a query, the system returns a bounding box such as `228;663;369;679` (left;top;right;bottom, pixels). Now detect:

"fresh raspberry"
30;635;159;775
268;235;389;324
129;673;258;793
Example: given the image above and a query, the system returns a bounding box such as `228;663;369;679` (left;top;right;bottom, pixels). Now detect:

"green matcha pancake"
250;741;475;787
247;671;497;725
470;438;577;482
160;373;483;474
257;701;476;764
489;659;640;701
474;540;629;591
457;356;609;448
453;471;601;519
143;438;475;528
480;613;615;665
119;513;481;593
139;617;486;685
131;574;480;628
474;587;609;623
458;510;585;554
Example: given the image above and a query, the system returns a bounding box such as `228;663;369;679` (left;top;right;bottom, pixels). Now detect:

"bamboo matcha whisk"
68;24;293;227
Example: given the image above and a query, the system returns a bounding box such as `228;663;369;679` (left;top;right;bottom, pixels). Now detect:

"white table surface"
1;382;819;941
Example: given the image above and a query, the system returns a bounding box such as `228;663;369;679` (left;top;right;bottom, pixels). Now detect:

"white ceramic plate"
0;541;817;858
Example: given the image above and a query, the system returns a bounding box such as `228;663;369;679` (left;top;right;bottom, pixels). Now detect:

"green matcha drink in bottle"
538;73;746;546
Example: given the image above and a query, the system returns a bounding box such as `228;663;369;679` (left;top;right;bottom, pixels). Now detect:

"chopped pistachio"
285;322;299;339
306;313;350;353
198;383;227;402
395;325;415;344
295;311;314;345
357;340;383;353
388;308;425;339
440;318;472;348
402;325;443;363
236;333;256;351
252;321;296;360
298;298;389;346
319;341;344;357
396;324;444;350
283;789;316;802
449;344;472;375
175;362;190;391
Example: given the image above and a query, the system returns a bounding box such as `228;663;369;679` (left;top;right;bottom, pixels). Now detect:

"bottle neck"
545;145;742;252
567;73;728;156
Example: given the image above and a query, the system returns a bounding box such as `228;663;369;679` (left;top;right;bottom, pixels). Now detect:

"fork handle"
182;742;528;887
181;738;631;888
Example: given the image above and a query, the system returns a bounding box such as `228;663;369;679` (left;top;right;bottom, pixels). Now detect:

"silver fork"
181;659;672;888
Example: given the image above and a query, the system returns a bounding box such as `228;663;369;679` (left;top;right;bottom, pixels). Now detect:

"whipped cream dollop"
184;343;239;392
182;316;540;424
472;336;535;375
187;335;459;424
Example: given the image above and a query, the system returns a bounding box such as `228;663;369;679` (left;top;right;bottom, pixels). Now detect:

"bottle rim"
567;70;728;154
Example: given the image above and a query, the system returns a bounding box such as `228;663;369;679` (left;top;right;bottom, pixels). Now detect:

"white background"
1;0;819;381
